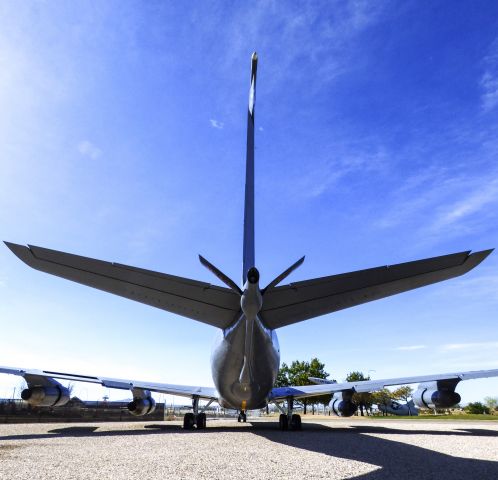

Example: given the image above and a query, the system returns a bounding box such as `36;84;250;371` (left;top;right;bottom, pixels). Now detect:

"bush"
465;402;490;415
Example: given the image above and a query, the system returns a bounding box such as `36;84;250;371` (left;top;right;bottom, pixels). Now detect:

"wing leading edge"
269;368;498;401
0;365;218;401
261;249;493;329
4;242;241;329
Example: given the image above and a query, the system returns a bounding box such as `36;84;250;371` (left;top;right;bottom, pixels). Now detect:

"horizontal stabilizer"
261;249;493;329
4;242;241;329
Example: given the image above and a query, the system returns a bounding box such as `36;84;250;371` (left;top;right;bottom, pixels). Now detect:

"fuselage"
211;314;279;410
210;268;280;410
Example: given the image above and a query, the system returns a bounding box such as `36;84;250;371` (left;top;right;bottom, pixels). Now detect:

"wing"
261;249;492;329
0;365;217;401
269;368;498;401
4;242;241;329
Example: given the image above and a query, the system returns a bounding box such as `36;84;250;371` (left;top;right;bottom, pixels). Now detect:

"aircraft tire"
196;413;207;429
183;413;195;430
290;414;302;430
278;414;288;430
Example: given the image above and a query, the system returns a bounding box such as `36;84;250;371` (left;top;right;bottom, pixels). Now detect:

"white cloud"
209;119;224;129
481;37;498;112
77;140;102;159
441;341;498;351
294;144;389;199
427;177;498;235
395;345;427;351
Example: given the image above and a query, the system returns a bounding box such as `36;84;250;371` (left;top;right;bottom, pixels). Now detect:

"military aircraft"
1;53;497;430
378;399;419;416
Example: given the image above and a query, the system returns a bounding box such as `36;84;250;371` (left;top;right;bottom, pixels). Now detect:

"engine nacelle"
413;382;461;409
329;390;358;417
21;385;70;407
127;396;156;416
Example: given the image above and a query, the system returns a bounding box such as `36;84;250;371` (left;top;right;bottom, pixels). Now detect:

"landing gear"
237;411;247;423
276;397;302;431
183;395;208;430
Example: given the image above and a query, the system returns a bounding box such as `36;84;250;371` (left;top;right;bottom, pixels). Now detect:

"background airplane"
1;53;496;430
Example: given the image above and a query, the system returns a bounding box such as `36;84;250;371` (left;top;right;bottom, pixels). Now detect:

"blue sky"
0;1;497;404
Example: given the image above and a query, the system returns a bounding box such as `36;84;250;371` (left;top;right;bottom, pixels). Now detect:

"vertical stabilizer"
243;52;258;284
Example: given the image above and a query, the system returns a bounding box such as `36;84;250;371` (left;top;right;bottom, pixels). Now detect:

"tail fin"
242;52;258;284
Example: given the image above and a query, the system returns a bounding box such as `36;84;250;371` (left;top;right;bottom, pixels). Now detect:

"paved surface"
0;418;497;479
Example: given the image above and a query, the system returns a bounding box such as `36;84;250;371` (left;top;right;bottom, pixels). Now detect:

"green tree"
371;389;392;416
275;358;331;415
346;371;372;416
288;360;312;414
465;402;490;415
308;357;332;414
275;362;290;387
392;385;413;403
484;396;498;412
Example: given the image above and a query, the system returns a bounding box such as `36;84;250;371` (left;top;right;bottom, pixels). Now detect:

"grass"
370;414;498;421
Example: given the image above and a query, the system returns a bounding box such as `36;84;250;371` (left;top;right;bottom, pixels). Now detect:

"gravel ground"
0;418;497;479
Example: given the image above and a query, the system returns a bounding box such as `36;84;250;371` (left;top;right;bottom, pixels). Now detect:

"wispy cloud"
77;140;102;159
376;161;498;246
426;177;498;236
293;143;389;199
209;119;224;129
481;37;498;112
218;1;388;92
395;345;427;351
441;341;498;351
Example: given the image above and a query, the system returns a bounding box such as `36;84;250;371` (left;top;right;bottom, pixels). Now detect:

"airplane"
1;52;497;431
309;377;420;416
377;399;419;416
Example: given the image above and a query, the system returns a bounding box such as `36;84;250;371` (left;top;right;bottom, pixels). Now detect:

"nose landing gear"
237;411;247;423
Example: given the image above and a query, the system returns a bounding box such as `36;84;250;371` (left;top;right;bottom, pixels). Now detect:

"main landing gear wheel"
278;413;288;430
290;414;302;431
196;413;207;429
183;413;195;430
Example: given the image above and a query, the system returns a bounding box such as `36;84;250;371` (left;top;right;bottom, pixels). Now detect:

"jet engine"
21;385;70;407
413;381;461;409
127;389;156;416
329;390;358;417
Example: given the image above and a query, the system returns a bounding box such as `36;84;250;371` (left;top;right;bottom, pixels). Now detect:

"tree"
484;397;498;412
392;386;413;403
371;389;392;416
465;402;490;415
275;358;331;415
288;360;312;414
275;363;290;387
308;358;332;414
345;371;372;416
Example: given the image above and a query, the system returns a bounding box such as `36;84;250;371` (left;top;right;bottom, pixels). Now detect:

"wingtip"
3;241;35;265
464;248;494;271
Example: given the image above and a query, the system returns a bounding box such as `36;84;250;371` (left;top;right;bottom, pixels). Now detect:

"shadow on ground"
1;421;497;479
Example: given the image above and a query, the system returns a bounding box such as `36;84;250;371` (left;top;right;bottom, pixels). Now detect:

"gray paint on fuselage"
211;314;279;410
